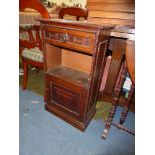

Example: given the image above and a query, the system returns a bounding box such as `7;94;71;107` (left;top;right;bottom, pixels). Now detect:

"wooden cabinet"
40;19;113;131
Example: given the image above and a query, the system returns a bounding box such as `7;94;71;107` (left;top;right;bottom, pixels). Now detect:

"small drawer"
44;26;95;54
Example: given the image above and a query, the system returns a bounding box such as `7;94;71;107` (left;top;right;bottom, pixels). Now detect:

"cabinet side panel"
44;43;62;71
87;35;109;116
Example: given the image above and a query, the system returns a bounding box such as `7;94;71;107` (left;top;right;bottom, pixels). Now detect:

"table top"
110;25;135;41
39;18;115;30
39;18;135;41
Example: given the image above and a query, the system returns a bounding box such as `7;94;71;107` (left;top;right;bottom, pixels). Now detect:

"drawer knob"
60;33;68;42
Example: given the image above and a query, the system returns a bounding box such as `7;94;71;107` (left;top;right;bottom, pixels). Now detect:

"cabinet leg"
102;62;127;139
102;97;119;139
22;62;28;90
120;84;135;124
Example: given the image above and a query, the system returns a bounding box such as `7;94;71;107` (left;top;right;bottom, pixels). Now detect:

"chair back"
59;7;88;21
19;0;50;51
19;0;50;18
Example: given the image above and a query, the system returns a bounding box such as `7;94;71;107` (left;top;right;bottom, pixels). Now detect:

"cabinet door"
45;74;87;121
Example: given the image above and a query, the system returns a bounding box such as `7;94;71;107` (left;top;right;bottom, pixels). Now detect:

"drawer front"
44;26;95;54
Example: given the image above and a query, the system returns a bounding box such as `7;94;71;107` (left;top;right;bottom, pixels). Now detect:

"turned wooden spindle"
102;39;135;139
102;61;127;139
120;84;135;125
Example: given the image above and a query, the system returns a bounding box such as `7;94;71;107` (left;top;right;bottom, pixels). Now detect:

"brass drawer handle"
60;33;68;42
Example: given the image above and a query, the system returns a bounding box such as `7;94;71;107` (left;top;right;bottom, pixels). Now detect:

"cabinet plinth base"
45;103;96;131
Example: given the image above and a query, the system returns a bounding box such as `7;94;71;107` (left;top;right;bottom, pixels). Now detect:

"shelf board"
47;66;90;89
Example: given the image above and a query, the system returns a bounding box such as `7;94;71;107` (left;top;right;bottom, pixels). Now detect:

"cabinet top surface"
47;66;90;89
39;18;114;30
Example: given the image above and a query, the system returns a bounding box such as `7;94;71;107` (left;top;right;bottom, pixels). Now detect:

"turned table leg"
120;84;135;124
102;62;127;139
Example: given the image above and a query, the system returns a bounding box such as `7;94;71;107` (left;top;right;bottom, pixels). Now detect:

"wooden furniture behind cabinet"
19;0;50;90
40;19;113;131
86;0;135;111
87;0;135;26
59;7;88;21
102;40;135;139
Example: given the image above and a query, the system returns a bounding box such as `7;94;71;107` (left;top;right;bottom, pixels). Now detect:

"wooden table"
99;25;135;110
101;26;135;139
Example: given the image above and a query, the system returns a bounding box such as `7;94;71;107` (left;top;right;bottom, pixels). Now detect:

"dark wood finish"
103;38;126;96
102;39;135;139
40;19;113;131
102;61;127;139
120;84;134;124
126;40;135;84
59;7;88;21
111;121;135;135
99;28;135;111
86;0;135;110
102;63;135;139
99;92;135;112
44;25;95;54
